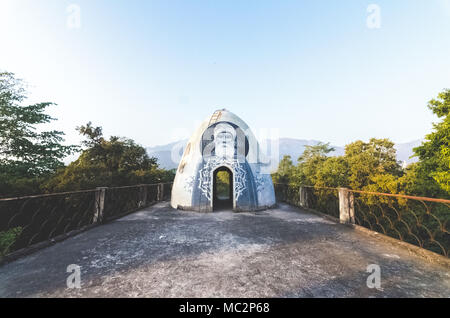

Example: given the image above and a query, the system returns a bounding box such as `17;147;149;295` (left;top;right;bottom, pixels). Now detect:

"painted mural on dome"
171;110;276;212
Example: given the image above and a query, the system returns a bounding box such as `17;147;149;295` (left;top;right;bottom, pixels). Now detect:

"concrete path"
0;202;449;298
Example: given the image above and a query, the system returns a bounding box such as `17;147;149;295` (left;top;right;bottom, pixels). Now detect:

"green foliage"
293;143;336;186
0;227;22;258
274;140;402;192
0;72;175;197
314;156;349;188
272;155;294;184
217;170;230;185
413;89;450;195
0;72;77;197
215;170;231;198
272;91;450;257
272;89;450;200
43;122;175;192
0;72;78;178
299;142;335;162
344;138;401;190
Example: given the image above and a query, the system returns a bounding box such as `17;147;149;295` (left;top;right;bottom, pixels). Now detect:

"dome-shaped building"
171;109;276;212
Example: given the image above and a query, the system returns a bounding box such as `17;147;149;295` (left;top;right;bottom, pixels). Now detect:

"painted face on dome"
216;131;234;145
214;123;236;158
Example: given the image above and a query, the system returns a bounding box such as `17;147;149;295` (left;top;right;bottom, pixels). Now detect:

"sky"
1;0;450;150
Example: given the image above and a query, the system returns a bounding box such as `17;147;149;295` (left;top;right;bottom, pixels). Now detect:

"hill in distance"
147;138;421;170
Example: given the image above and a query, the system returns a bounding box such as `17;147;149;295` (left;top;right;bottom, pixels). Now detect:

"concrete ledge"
348;223;450;269
285;203;450;269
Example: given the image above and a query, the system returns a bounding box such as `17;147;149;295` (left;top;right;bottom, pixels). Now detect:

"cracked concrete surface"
0;202;449;298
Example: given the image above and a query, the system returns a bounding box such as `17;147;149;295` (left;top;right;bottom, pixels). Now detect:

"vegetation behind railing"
274;183;340;218
0;182;173;261
274;183;450;257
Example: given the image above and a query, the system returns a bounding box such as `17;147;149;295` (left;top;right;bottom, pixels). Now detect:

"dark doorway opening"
213;167;233;211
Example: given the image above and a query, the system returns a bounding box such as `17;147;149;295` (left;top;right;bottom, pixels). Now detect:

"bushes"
0;227;22;259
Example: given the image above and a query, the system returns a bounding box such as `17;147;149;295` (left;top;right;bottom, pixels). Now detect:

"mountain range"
147;138;422;170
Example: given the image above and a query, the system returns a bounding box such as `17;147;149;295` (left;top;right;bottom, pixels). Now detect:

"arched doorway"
213;167;233;211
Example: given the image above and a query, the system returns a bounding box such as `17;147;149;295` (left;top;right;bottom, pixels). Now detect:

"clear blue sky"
1;0;450;149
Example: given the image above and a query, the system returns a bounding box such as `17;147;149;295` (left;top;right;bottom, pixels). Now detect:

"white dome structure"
171;109;276;212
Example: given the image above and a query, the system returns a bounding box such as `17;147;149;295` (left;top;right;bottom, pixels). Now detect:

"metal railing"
274;183;450;257
0;182;173;261
274;183;340;218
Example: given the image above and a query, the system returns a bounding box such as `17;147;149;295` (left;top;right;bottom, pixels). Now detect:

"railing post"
94;187;107;223
139;185;148;208
299;186;309;208
157;183;164;201
339;188;355;224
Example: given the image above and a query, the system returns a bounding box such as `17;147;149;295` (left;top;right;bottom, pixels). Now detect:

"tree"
298;142;335;163
272;155;294;184
413;89;450;195
77;121;104;148
293;143;335;186
314;156;349;188
0;72;77;196
44;123;174;192
344;138;402;190
216;170;231;197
